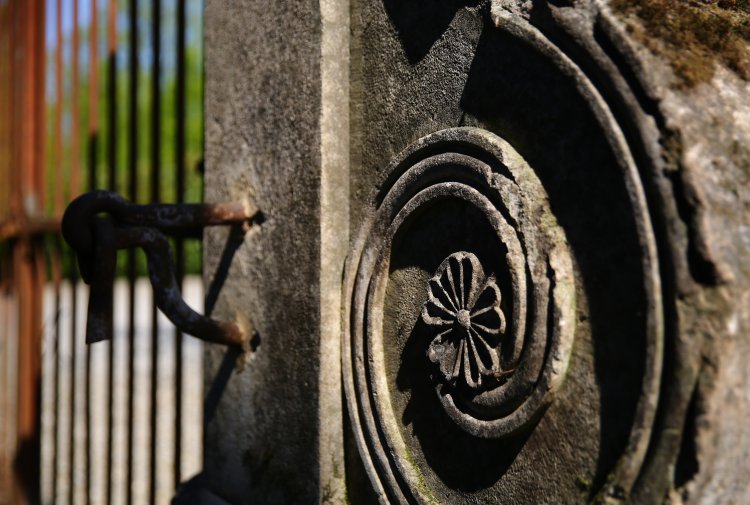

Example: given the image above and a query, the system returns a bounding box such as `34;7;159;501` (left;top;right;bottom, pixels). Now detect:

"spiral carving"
344;6;667;503
343;128;577;501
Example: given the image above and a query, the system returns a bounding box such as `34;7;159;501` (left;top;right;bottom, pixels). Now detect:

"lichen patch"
610;0;750;87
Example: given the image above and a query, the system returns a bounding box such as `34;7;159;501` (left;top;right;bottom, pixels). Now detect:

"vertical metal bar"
84;2;99;503
0;1;8;222
82;304;91;505
15;238;39;505
50;246;61;505
53;0;62;215
16;247;43;505
8;47;20;480
1;13;17;496
149;1;161;502
105;2;117;504
68;2;81;503
0;256;12;503
173;0;187;489
71;0;81;201
34;0;46;213
30;0;47;215
8;0;20;225
16;2;44;503
0;1;8;224
32;241;47;505
51;1;63;501
67;0;91;504
68;278;78;505
0;3;8;498
107;0;117;191
28;0;47;462
20;2;36;209
125;0;138;502
88;0;99;193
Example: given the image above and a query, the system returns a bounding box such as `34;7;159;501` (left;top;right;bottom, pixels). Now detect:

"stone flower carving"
422;252;507;390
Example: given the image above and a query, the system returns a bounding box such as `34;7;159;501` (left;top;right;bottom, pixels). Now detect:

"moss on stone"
575;475;592;491
610;0;750;86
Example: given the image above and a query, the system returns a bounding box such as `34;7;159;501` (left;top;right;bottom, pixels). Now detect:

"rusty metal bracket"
61;190;259;346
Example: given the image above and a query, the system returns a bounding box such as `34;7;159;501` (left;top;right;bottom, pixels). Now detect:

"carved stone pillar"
202;1;750;503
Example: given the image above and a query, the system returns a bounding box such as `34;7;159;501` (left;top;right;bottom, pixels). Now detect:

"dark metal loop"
61;190;131;258
62;191;131;282
62;190;257;347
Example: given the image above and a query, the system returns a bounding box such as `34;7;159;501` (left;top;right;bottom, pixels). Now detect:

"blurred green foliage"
45;1;204;278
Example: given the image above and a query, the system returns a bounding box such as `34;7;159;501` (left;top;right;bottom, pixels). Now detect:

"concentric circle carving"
345;3;671;501
343;128;576;501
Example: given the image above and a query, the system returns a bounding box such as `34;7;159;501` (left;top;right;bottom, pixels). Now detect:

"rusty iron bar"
71;0;80;198
13;1;46;503
62;190;251;281
62;191;249;279
55;0;63;214
61;190;257;347
0;216;61;242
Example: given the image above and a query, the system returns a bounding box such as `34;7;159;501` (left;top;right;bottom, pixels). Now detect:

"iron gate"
0;1;207;503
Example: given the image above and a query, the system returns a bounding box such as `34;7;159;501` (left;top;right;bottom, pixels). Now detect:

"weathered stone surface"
604;4;750;502
203;0;750;503
203;0;350;502
203;0;328;503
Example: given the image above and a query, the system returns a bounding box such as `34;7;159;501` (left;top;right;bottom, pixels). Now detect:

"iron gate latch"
62;190;259;347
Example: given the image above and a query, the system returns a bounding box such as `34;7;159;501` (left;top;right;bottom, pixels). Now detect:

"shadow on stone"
461;23;647;495
205;224;248;316
383;0;478;64
203;224;249;425
397;317;529;492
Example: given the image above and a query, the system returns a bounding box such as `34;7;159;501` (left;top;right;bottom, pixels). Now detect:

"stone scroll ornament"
343;127;577;503
343;3;677;503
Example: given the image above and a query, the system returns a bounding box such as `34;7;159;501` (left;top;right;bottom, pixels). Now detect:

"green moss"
610;0;750;86
401;447;438;505
575;475;593;491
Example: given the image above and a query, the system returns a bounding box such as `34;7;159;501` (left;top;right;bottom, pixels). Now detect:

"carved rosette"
422;252;508;390
343;127;577;502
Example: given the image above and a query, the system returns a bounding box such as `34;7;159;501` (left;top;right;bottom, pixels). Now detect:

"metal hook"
61;190;259;346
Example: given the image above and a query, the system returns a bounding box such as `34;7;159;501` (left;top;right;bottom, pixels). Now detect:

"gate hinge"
62;190;260;346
